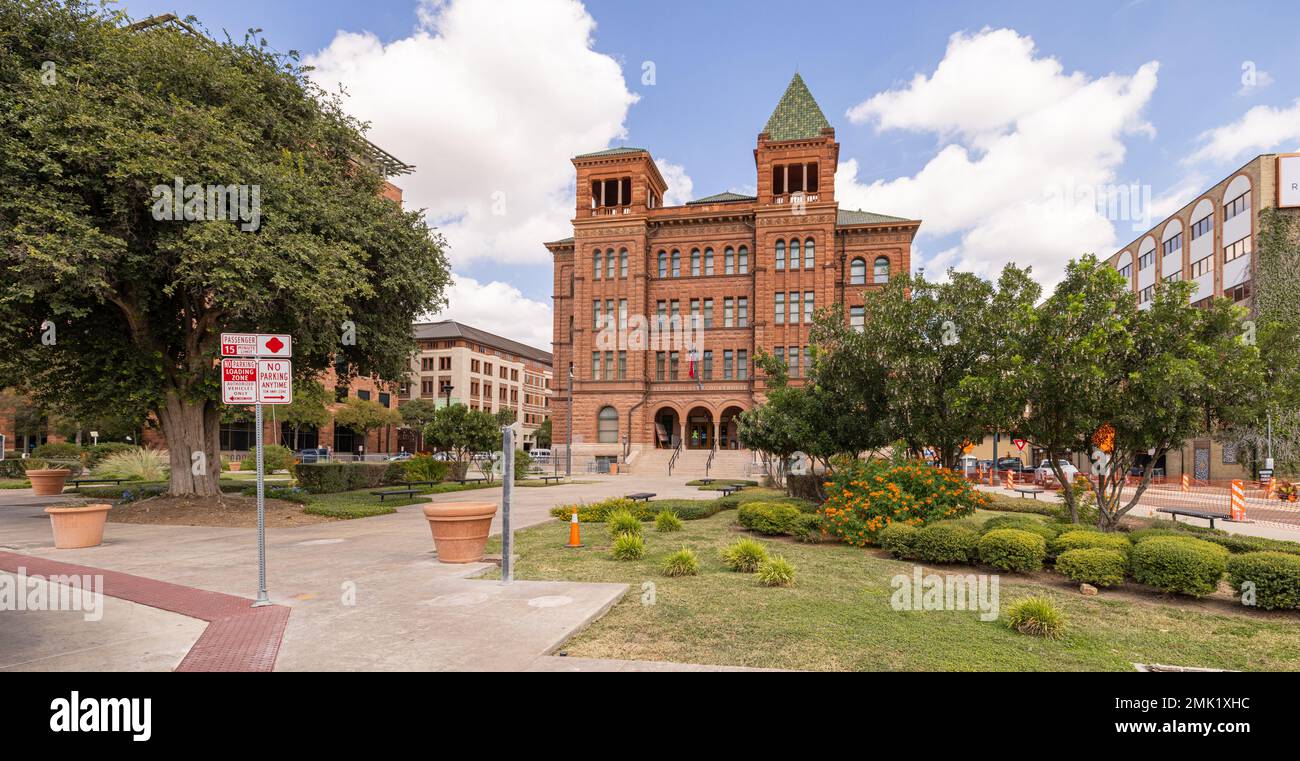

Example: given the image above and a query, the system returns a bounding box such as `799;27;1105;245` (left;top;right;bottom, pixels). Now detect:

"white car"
1034;459;1078;484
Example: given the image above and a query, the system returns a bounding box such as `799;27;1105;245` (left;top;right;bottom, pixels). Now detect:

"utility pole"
565;365;573;477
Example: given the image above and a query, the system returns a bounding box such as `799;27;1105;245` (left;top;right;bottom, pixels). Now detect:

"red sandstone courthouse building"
546;75;919;473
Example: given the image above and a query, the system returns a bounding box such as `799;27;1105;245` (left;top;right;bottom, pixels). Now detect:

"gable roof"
686;191;757;205
763;73;831;141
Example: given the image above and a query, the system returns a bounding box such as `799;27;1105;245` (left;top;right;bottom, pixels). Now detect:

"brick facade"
548;75;919;461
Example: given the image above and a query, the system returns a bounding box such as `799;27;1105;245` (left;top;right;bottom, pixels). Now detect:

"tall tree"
278;379;331;449
534;418;552;449
332;397;401;453
398;398;440;431
423;404;497;471
0;3;449;495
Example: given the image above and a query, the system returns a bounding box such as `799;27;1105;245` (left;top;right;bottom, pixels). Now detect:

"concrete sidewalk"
0;474;724;671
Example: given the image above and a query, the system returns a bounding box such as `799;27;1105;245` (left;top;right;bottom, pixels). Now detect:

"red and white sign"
221;359;259;404
257;359;293;405
220;332;292;358
1013;438;1026;451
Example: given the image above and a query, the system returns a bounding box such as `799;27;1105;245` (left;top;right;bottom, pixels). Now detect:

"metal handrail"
705;443;717;478
667;442;682;477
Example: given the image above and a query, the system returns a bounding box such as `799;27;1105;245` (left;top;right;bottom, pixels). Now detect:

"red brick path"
0;551;289;672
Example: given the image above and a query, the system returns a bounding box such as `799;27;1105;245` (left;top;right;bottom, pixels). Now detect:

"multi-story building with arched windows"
546;74;920;474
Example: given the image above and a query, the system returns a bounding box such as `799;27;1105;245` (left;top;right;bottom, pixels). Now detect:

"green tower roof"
762;73;831;141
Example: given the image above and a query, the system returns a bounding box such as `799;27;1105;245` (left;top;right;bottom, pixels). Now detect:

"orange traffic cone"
566;507;583;548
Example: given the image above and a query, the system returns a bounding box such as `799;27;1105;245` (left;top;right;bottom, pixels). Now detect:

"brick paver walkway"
0;551;288;672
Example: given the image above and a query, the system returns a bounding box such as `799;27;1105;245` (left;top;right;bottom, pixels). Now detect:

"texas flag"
687;349;702;389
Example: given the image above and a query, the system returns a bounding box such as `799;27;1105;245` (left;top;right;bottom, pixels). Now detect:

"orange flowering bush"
819;458;990;547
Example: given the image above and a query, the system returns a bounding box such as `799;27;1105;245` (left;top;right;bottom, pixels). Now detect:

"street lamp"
566;365;574;477
441;382;454;409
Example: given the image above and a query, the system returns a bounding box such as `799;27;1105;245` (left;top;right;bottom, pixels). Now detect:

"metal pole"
252;401;270;607
501;426;514;584
565;368;573;477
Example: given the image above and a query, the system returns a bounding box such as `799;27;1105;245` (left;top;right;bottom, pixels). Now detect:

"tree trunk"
156;390;222;497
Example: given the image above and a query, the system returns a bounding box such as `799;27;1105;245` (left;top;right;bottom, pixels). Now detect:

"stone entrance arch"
653;406;682;448
686;405;715;449
719;405;745;449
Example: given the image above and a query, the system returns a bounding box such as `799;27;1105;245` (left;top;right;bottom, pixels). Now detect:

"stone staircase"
624;448;757;480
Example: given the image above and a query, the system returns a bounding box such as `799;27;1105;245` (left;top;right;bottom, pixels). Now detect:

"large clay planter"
422;501;498;563
45;503;112;549
27;468;71;496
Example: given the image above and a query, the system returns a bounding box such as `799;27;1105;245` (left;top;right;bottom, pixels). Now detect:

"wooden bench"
67;478;128;491
625;492;655;503
370;489;420;502
1013;486;1045;499
1157;507;1231;529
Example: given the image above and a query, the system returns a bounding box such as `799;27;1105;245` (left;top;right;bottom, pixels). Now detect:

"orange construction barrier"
566;507;584;548
1229;479;1246;521
1004;471;1015;489
1265;478;1275;500
1181;473;1190;492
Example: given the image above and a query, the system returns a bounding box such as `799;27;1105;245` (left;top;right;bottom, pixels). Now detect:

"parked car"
386;452;413;462
1034;459;1079;483
298;447;330;464
996;457;1027;472
430;451;457;462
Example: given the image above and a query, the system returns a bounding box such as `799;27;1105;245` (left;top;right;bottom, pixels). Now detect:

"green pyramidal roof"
762;73;831;141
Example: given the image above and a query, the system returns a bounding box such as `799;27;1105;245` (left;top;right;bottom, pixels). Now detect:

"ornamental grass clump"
654;510;683;532
1006;596;1066;639
606;508;643;539
661;548;699;577
756;555;796;587
721;538;768;572
611;532;645;561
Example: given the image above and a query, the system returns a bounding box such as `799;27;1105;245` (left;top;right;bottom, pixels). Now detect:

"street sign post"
1013;438;1027;451
218;333;295;608
0;434;5;460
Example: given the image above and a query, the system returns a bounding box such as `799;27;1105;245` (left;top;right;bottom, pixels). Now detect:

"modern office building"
546;73;919;471
404;320;553;450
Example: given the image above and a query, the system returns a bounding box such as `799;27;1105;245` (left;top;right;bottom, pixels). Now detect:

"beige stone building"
404;321;553;449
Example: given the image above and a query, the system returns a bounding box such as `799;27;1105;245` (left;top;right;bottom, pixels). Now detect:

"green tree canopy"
423;403;497;462
398;398;440;430
0;2;450;494
332;397;401;444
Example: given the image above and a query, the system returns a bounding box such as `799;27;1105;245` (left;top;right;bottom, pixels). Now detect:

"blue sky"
119;0;1300;348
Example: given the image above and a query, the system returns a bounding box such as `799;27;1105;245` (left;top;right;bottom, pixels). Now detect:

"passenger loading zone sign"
221;358;293;405
220;332;292;358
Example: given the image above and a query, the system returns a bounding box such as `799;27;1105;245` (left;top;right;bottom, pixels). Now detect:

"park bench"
451;477;486;485
1157;507;1230;529
371;488;421;502
697;478;715;486
718;485;743;497
625;492;655;503
1013;485;1045;499
67;478;128;491
398;480;440;488
534;475;564;485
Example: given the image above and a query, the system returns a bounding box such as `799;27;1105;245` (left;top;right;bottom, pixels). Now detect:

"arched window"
671;249;681;277
850;258;866;285
619;248;628;278
738;246;749;274
724;246;735;275
789;239;800;271
690;248;701;276
704;248;714;276
597;406;619;443
873;256;890;284
804;238;815;269
775;240;786;270
606;249;615;278
593;250;602;279
658;250;667;278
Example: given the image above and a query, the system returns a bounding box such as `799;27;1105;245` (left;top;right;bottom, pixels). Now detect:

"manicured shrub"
977;529;1046;573
661;548;699;577
757;555;796;587
1130;536;1228;597
1055;548;1128;587
1227;552;1300;610
402;455;451;484
737;501;802;536
819;457;989;546
721;538;768;572
1051;530;1132;558
33;442;82;459
294;462;389;494
606;508;643;539
791;512;824;542
879;522;920;558
550;496;644;522
654;510;683;532
1006;597;1066;639
19;457;50;472
611;532;644;561
86;442;138;466
93;448;167;481
981;515;1062;542
912;523;979;564
260;444;296;474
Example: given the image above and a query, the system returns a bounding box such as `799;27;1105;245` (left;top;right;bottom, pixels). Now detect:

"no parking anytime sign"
220;357;293;405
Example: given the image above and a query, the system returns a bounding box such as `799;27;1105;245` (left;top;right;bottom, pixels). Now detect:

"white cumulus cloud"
1186;97;1300;166
839;28;1159;286
305;0;639;268
426;274;553;351
655;159;695;206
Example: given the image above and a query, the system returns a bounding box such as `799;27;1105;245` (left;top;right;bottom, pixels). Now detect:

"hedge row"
295;462;392;494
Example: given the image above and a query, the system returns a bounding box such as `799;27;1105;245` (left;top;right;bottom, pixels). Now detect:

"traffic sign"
221;358;258;404
220;332;292;358
257;359;293;405
1013;438;1026;451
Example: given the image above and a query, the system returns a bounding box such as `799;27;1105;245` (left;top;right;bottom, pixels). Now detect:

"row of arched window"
657;246;750;278
774;238;815;270
850;256;891;285
593;248;629;280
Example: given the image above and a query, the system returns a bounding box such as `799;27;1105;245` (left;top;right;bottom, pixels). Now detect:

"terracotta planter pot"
422;501;498;563
228;461;241;472
27;468;71;496
45;503;112;549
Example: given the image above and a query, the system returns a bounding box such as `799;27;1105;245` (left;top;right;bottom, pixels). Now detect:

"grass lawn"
302;481;498;519
0;478;31;489
498;508;1300;671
